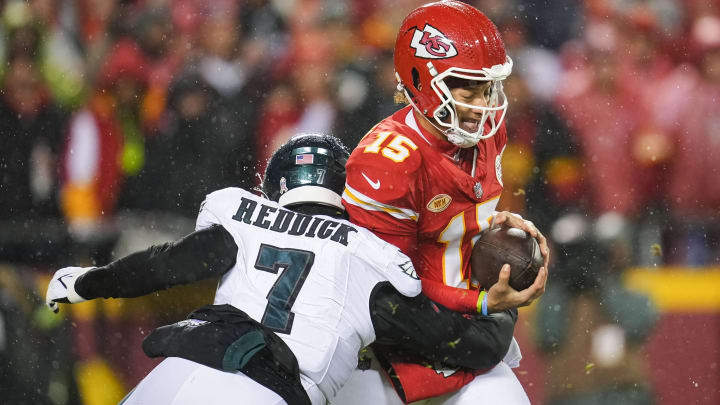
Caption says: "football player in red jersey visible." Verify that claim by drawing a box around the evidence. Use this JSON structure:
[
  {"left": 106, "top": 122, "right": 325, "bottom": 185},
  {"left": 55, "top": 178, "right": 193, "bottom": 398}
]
[{"left": 334, "top": 2, "right": 549, "bottom": 404}]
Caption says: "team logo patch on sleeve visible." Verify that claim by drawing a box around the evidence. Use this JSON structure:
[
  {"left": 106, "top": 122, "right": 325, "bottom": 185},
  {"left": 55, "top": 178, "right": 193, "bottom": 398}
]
[
  {"left": 410, "top": 24, "right": 458, "bottom": 59},
  {"left": 399, "top": 261, "right": 419, "bottom": 280}
]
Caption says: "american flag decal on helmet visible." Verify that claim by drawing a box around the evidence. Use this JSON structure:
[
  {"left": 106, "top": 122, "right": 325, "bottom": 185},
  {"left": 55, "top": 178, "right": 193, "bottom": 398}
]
[{"left": 295, "top": 154, "right": 314, "bottom": 164}]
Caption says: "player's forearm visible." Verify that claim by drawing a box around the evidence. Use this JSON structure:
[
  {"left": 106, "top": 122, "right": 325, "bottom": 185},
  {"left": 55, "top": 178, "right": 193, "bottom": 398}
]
[
  {"left": 444, "top": 308, "right": 517, "bottom": 369},
  {"left": 75, "top": 225, "right": 238, "bottom": 299},
  {"left": 421, "top": 278, "right": 480, "bottom": 313},
  {"left": 399, "top": 302, "right": 517, "bottom": 370},
  {"left": 370, "top": 282, "right": 516, "bottom": 370}
]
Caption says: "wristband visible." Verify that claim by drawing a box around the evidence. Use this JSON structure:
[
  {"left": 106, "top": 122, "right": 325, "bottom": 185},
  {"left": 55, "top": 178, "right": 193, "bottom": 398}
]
[
  {"left": 481, "top": 292, "right": 489, "bottom": 316},
  {"left": 477, "top": 290, "right": 488, "bottom": 314}
]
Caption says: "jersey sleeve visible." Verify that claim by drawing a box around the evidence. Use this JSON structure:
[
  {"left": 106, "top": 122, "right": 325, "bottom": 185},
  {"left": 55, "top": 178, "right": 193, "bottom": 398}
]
[
  {"left": 383, "top": 249, "right": 421, "bottom": 298},
  {"left": 342, "top": 131, "right": 423, "bottom": 240},
  {"left": 196, "top": 192, "right": 223, "bottom": 231},
  {"left": 75, "top": 225, "right": 238, "bottom": 299},
  {"left": 196, "top": 187, "right": 253, "bottom": 230},
  {"left": 421, "top": 278, "right": 480, "bottom": 313},
  {"left": 195, "top": 187, "right": 251, "bottom": 259},
  {"left": 353, "top": 228, "right": 422, "bottom": 298}
]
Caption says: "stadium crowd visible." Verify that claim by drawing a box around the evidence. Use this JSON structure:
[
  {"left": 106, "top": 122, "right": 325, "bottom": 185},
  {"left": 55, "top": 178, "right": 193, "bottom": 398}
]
[{"left": 0, "top": 0, "right": 718, "bottom": 404}]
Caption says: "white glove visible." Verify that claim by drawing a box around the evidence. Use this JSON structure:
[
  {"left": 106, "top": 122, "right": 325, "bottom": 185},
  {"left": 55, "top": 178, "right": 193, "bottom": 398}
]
[{"left": 45, "top": 266, "right": 94, "bottom": 313}]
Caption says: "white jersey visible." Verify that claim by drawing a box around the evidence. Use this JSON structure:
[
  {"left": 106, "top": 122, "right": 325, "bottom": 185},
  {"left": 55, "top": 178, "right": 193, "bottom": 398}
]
[{"left": 195, "top": 187, "right": 421, "bottom": 401}]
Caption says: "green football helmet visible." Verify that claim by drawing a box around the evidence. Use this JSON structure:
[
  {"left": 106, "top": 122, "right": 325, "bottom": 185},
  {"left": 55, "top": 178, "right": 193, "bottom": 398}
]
[{"left": 262, "top": 134, "right": 349, "bottom": 210}]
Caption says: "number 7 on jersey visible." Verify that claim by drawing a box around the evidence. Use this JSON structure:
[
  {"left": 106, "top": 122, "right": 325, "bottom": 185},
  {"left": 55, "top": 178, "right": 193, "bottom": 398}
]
[{"left": 254, "top": 244, "right": 315, "bottom": 334}]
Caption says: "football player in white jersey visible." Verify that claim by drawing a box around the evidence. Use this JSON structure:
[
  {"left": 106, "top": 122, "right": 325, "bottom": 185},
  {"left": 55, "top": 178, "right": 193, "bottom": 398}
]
[{"left": 46, "top": 134, "right": 518, "bottom": 405}]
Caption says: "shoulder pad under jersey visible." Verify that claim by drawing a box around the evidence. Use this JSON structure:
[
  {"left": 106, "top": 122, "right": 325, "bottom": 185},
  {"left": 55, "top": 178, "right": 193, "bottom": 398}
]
[
  {"left": 345, "top": 124, "right": 424, "bottom": 207},
  {"left": 196, "top": 187, "right": 256, "bottom": 231}
]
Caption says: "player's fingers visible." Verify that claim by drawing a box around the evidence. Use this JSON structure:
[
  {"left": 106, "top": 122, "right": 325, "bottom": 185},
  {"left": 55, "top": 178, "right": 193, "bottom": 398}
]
[
  {"left": 536, "top": 231, "right": 548, "bottom": 252},
  {"left": 497, "top": 264, "right": 511, "bottom": 286},
  {"left": 536, "top": 229, "right": 546, "bottom": 243},
  {"left": 533, "top": 267, "right": 548, "bottom": 297},
  {"left": 539, "top": 238, "right": 550, "bottom": 269},
  {"left": 521, "top": 267, "right": 546, "bottom": 303},
  {"left": 537, "top": 231, "right": 549, "bottom": 254},
  {"left": 522, "top": 220, "right": 538, "bottom": 238},
  {"left": 513, "top": 271, "right": 541, "bottom": 306},
  {"left": 491, "top": 212, "right": 508, "bottom": 227},
  {"left": 519, "top": 221, "right": 549, "bottom": 273},
  {"left": 505, "top": 213, "right": 523, "bottom": 228},
  {"left": 516, "top": 290, "right": 537, "bottom": 307}
]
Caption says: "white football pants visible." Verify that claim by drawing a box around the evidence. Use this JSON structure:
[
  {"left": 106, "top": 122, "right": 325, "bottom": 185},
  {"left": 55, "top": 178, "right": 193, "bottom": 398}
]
[
  {"left": 330, "top": 338, "right": 529, "bottom": 405},
  {"left": 119, "top": 357, "right": 325, "bottom": 405}
]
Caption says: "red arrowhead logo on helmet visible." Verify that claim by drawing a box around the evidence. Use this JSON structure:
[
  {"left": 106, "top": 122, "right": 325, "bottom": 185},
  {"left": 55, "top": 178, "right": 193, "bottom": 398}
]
[
  {"left": 394, "top": 1, "right": 512, "bottom": 145},
  {"left": 410, "top": 24, "right": 457, "bottom": 59}
]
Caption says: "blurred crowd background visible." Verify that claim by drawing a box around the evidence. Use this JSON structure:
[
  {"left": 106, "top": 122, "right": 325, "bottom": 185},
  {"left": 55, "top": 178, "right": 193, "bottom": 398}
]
[{"left": 0, "top": 0, "right": 718, "bottom": 404}]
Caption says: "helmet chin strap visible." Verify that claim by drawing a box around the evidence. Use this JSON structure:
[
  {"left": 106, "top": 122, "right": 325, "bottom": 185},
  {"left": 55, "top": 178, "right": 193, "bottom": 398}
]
[
  {"left": 424, "top": 112, "right": 478, "bottom": 148},
  {"left": 435, "top": 107, "right": 478, "bottom": 148},
  {"left": 444, "top": 129, "right": 477, "bottom": 148}
]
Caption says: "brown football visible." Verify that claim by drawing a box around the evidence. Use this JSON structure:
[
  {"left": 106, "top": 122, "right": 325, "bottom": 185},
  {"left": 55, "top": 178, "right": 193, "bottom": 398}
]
[{"left": 471, "top": 227, "right": 543, "bottom": 291}]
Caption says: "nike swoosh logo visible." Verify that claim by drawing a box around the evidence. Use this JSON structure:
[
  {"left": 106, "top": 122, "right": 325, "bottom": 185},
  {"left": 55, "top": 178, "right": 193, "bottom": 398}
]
[
  {"left": 58, "top": 274, "right": 73, "bottom": 289},
  {"left": 361, "top": 172, "right": 381, "bottom": 190}
]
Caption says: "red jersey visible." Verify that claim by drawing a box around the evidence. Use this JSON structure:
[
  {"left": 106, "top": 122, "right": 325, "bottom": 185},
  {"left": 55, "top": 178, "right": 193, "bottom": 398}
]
[
  {"left": 342, "top": 106, "right": 508, "bottom": 402},
  {"left": 343, "top": 106, "right": 506, "bottom": 311}
]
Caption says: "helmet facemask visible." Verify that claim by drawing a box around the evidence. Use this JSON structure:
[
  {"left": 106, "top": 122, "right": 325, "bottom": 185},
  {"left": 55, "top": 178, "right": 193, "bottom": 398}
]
[
  {"left": 399, "top": 57, "right": 513, "bottom": 148},
  {"left": 430, "top": 57, "right": 512, "bottom": 148}
]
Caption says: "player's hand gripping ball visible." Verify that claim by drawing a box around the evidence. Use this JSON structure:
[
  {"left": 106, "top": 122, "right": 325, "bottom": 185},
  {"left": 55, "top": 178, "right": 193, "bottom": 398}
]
[{"left": 471, "top": 227, "right": 543, "bottom": 291}]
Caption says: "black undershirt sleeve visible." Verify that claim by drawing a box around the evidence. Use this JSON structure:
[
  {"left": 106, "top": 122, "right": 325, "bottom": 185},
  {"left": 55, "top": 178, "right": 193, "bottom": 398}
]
[
  {"left": 75, "top": 224, "right": 238, "bottom": 300},
  {"left": 370, "top": 281, "right": 517, "bottom": 370}
]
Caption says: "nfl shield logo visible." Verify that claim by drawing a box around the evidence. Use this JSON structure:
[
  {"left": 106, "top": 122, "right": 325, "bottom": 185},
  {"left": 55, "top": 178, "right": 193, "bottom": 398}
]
[
  {"left": 280, "top": 177, "right": 288, "bottom": 194},
  {"left": 473, "top": 182, "right": 483, "bottom": 199}
]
